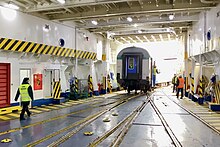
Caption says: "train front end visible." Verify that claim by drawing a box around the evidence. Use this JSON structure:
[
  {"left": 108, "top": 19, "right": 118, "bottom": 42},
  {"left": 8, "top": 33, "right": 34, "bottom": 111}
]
[{"left": 117, "top": 47, "right": 152, "bottom": 94}]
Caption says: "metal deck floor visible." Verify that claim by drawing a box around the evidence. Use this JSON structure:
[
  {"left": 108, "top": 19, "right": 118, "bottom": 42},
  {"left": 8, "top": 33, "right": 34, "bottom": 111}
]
[{"left": 0, "top": 89, "right": 220, "bottom": 146}]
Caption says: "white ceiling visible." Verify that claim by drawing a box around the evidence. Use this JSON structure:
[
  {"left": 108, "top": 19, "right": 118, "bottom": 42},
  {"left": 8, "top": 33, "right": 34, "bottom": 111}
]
[{"left": 0, "top": 0, "right": 218, "bottom": 43}]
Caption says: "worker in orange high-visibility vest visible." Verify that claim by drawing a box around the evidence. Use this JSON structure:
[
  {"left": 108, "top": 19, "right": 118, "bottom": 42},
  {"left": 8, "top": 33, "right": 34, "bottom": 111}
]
[{"left": 176, "top": 75, "right": 184, "bottom": 99}]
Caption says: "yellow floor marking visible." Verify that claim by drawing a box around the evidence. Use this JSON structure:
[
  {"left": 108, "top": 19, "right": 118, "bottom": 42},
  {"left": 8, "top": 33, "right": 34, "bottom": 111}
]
[
  {"left": 0, "top": 115, "right": 11, "bottom": 120},
  {"left": 65, "top": 102, "right": 74, "bottom": 104},
  {"left": 211, "top": 123, "right": 220, "bottom": 127},
  {"left": 30, "top": 109, "right": 42, "bottom": 113},
  {"left": 197, "top": 114, "right": 220, "bottom": 117},
  {"left": 53, "top": 105, "right": 66, "bottom": 108},
  {"left": 201, "top": 117, "right": 220, "bottom": 120},
  {"left": 215, "top": 127, "right": 220, "bottom": 130},
  {"left": 205, "top": 120, "right": 220, "bottom": 123},
  {"left": 66, "top": 102, "right": 78, "bottom": 105},
  {"left": 34, "top": 107, "right": 51, "bottom": 111},
  {"left": 61, "top": 103, "right": 72, "bottom": 106},
  {"left": 7, "top": 113, "right": 20, "bottom": 118},
  {"left": 43, "top": 106, "right": 59, "bottom": 110}
]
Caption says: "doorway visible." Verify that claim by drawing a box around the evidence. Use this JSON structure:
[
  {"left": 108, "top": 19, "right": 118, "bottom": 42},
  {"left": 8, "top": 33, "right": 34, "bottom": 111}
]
[{"left": 0, "top": 63, "right": 10, "bottom": 108}]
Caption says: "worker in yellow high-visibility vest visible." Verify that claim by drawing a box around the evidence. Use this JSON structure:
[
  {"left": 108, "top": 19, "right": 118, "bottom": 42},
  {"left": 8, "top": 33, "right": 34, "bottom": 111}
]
[
  {"left": 15, "top": 77, "right": 34, "bottom": 120},
  {"left": 152, "top": 65, "right": 159, "bottom": 87}
]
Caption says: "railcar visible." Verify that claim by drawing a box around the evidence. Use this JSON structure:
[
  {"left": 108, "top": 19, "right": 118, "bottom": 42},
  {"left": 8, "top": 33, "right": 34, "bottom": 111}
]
[{"left": 117, "top": 46, "right": 152, "bottom": 93}]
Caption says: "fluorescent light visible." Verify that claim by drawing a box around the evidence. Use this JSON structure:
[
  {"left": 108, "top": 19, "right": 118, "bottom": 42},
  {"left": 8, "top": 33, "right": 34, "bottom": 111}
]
[
  {"left": 0, "top": 6, "right": 17, "bottom": 21},
  {"left": 167, "top": 34, "right": 171, "bottom": 40},
  {"left": 57, "top": 0, "right": 65, "bottom": 4},
  {"left": 169, "top": 14, "right": 174, "bottom": 20},
  {"left": 6, "top": 3, "right": 19, "bottom": 10},
  {"left": 91, "top": 20, "right": 98, "bottom": 25},
  {"left": 127, "top": 17, "right": 132, "bottom": 22},
  {"left": 138, "top": 30, "right": 142, "bottom": 33},
  {"left": 159, "top": 34, "right": 163, "bottom": 41},
  {"left": 133, "top": 23, "right": 138, "bottom": 27}
]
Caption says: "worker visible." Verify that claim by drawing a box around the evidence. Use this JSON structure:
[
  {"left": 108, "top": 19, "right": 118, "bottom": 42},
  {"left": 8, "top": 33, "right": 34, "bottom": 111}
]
[
  {"left": 152, "top": 65, "right": 159, "bottom": 87},
  {"left": 176, "top": 75, "right": 184, "bottom": 99},
  {"left": 15, "top": 77, "right": 34, "bottom": 120},
  {"left": 172, "top": 74, "right": 177, "bottom": 93}
]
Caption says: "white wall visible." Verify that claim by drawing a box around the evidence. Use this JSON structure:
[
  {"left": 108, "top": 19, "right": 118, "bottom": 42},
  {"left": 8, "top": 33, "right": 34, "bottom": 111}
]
[
  {"left": 189, "top": 4, "right": 220, "bottom": 85},
  {"left": 0, "top": 6, "right": 75, "bottom": 48},
  {"left": 190, "top": 4, "right": 220, "bottom": 56},
  {"left": 0, "top": 6, "right": 104, "bottom": 104}
]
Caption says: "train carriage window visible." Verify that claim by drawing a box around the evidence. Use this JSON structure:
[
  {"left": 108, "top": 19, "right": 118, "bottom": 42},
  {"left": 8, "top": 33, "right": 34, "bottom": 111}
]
[{"left": 128, "top": 57, "right": 134, "bottom": 69}]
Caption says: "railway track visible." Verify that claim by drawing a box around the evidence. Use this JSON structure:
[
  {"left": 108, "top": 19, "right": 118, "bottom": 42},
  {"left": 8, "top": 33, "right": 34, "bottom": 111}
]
[
  {"left": 23, "top": 94, "right": 141, "bottom": 147},
  {"left": 2, "top": 89, "right": 220, "bottom": 147},
  {"left": 34, "top": 92, "right": 182, "bottom": 147}
]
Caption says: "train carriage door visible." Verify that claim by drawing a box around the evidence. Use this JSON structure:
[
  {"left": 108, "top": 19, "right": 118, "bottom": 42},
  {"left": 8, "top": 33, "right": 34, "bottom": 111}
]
[
  {"left": 0, "top": 63, "right": 10, "bottom": 108},
  {"left": 126, "top": 56, "right": 139, "bottom": 79},
  {"left": 127, "top": 57, "right": 137, "bottom": 74}
]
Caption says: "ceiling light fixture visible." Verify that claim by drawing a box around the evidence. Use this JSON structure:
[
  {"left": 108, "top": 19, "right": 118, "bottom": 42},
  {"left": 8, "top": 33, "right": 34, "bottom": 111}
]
[
  {"left": 6, "top": 3, "right": 19, "bottom": 10},
  {"left": 133, "top": 23, "right": 138, "bottom": 27},
  {"left": 91, "top": 20, "right": 98, "bottom": 25},
  {"left": 127, "top": 17, "right": 132, "bottom": 22},
  {"left": 159, "top": 34, "right": 164, "bottom": 41},
  {"left": 138, "top": 30, "right": 142, "bottom": 33},
  {"left": 167, "top": 34, "right": 171, "bottom": 41},
  {"left": 169, "top": 14, "right": 174, "bottom": 20},
  {"left": 57, "top": 0, "right": 65, "bottom": 4}
]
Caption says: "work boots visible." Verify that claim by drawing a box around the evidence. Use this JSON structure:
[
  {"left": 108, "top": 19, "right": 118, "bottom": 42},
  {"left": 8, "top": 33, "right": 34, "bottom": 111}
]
[{"left": 20, "top": 114, "right": 26, "bottom": 120}]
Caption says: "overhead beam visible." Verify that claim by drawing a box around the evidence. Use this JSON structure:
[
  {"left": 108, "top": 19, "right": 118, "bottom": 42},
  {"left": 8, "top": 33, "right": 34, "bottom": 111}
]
[
  {"left": 48, "top": 4, "right": 213, "bottom": 21},
  {"left": 26, "top": 0, "right": 142, "bottom": 12},
  {"left": 84, "top": 14, "right": 198, "bottom": 29}
]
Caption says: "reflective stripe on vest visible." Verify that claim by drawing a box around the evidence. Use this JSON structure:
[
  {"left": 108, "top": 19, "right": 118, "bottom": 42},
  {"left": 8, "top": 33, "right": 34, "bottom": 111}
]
[
  {"left": 19, "top": 84, "right": 31, "bottom": 102},
  {"left": 178, "top": 78, "right": 184, "bottom": 88}
]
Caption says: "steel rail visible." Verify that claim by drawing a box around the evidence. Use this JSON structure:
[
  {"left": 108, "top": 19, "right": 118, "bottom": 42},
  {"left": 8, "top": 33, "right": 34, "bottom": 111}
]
[
  {"left": 30, "top": 94, "right": 141, "bottom": 147},
  {"left": 150, "top": 99, "right": 182, "bottom": 147},
  {"left": 0, "top": 94, "right": 131, "bottom": 137},
  {"left": 161, "top": 89, "right": 220, "bottom": 135},
  {"left": 109, "top": 96, "right": 151, "bottom": 147}
]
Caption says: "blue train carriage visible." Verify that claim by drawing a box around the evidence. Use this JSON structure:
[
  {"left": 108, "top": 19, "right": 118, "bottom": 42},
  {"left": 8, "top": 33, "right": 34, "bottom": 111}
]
[{"left": 117, "top": 47, "right": 152, "bottom": 94}]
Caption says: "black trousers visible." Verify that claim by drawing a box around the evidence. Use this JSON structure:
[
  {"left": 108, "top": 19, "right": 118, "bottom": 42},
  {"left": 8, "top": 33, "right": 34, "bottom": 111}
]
[
  {"left": 173, "top": 84, "right": 176, "bottom": 92},
  {"left": 176, "top": 88, "right": 183, "bottom": 98},
  {"left": 20, "top": 101, "right": 31, "bottom": 118}
]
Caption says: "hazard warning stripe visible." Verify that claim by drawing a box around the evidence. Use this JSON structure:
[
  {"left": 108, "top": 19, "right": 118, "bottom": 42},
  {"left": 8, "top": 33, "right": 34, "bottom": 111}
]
[
  {"left": 198, "top": 78, "right": 203, "bottom": 97},
  {"left": 53, "top": 81, "right": 61, "bottom": 99},
  {"left": 0, "top": 37, "right": 97, "bottom": 60},
  {"left": 191, "top": 77, "right": 194, "bottom": 95}
]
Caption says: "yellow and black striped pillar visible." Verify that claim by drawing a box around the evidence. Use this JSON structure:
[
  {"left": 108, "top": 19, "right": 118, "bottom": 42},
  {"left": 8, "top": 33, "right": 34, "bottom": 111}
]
[
  {"left": 102, "top": 76, "right": 107, "bottom": 94},
  {"left": 75, "top": 77, "right": 78, "bottom": 94},
  {"left": 198, "top": 77, "right": 203, "bottom": 98},
  {"left": 88, "top": 75, "right": 93, "bottom": 97},
  {"left": 53, "top": 80, "right": 61, "bottom": 99},
  {"left": 191, "top": 77, "right": 194, "bottom": 98},
  {"left": 191, "top": 77, "right": 194, "bottom": 94},
  {"left": 214, "top": 83, "right": 220, "bottom": 104},
  {"left": 107, "top": 75, "right": 112, "bottom": 93}
]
